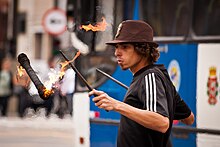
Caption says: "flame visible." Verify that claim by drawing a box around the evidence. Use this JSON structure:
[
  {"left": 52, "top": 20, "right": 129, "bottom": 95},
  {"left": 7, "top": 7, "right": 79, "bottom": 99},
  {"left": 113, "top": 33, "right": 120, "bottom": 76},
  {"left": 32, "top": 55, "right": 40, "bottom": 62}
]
[
  {"left": 44, "top": 68, "right": 64, "bottom": 90},
  {"left": 43, "top": 51, "right": 81, "bottom": 91},
  {"left": 17, "top": 66, "right": 25, "bottom": 77},
  {"left": 81, "top": 17, "right": 107, "bottom": 32},
  {"left": 60, "top": 51, "right": 81, "bottom": 72},
  {"left": 43, "top": 69, "right": 63, "bottom": 98},
  {"left": 43, "top": 87, "right": 54, "bottom": 98}
]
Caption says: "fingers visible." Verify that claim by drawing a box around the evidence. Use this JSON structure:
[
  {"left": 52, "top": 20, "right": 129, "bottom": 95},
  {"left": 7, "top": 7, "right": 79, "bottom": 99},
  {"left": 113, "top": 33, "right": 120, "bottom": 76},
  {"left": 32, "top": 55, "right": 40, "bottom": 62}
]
[
  {"left": 88, "top": 89, "right": 113, "bottom": 111},
  {"left": 95, "top": 96, "right": 109, "bottom": 107},
  {"left": 95, "top": 99, "right": 112, "bottom": 110},
  {"left": 88, "top": 89, "right": 104, "bottom": 96},
  {"left": 91, "top": 90, "right": 106, "bottom": 103}
]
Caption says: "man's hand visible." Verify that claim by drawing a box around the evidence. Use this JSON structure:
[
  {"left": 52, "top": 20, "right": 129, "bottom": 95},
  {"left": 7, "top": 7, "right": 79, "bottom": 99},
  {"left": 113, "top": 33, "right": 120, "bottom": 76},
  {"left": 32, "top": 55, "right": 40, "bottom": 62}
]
[{"left": 89, "top": 89, "right": 119, "bottom": 111}]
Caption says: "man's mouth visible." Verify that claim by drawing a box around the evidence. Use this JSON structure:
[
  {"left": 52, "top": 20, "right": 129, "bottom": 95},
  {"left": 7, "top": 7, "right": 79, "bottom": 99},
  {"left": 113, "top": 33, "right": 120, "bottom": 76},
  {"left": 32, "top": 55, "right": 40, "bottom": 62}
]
[{"left": 117, "top": 59, "right": 123, "bottom": 64}]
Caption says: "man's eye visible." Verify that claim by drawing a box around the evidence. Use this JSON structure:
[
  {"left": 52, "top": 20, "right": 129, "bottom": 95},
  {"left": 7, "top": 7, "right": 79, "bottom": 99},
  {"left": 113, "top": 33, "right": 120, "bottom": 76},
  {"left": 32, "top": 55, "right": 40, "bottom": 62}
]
[{"left": 122, "top": 45, "right": 128, "bottom": 49}]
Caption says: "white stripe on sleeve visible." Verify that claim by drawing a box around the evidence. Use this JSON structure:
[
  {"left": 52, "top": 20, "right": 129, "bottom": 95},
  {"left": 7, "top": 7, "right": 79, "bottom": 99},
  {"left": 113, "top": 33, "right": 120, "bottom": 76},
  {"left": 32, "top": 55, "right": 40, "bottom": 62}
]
[
  {"left": 145, "top": 73, "right": 157, "bottom": 112},
  {"left": 149, "top": 73, "right": 153, "bottom": 111},
  {"left": 145, "top": 75, "right": 149, "bottom": 111},
  {"left": 152, "top": 73, "right": 157, "bottom": 112}
]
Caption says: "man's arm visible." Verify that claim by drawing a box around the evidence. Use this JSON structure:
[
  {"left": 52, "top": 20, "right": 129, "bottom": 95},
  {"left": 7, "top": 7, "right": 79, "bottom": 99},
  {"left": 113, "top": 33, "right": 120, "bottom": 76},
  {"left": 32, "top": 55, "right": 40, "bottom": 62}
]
[
  {"left": 174, "top": 91, "right": 195, "bottom": 125},
  {"left": 180, "top": 112, "right": 194, "bottom": 125},
  {"left": 89, "top": 89, "right": 169, "bottom": 133},
  {"left": 116, "top": 100, "right": 169, "bottom": 133}
]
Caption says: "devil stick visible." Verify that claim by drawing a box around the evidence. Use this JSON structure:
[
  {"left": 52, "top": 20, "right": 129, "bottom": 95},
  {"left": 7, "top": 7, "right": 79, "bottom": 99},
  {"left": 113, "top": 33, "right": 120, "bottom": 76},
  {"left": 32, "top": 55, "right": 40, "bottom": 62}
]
[
  {"left": 18, "top": 53, "right": 53, "bottom": 100},
  {"left": 96, "top": 68, "right": 129, "bottom": 90},
  {"left": 59, "top": 50, "right": 93, "bottom": 91},
  {"left": 59, "top": 51, "right": 109, "bottom": 112}
]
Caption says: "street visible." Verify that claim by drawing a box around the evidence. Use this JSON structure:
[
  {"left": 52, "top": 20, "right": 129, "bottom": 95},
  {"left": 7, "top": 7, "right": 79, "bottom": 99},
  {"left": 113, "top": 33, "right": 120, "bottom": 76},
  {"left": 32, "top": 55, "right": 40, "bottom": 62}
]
[{"left": 0, "top": 116, "right": 75, "bottom": 147}]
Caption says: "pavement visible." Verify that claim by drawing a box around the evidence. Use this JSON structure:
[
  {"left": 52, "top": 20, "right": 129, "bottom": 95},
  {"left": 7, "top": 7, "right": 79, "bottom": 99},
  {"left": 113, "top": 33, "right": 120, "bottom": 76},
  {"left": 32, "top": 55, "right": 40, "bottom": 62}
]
[{"left": 0, "top": 115, "right": 75, "bottom": 147}]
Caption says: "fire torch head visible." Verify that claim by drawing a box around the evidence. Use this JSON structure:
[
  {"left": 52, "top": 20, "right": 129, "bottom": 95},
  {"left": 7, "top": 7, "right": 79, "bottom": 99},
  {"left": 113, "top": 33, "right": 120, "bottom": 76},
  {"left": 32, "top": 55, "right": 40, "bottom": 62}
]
[
  {"left": 17, "top": 53, "right": 54, "bottom": 100},
  {"left": 18, "top": 53, "right": 30, "bottom": 67},
  {"left": 40, "top": 87, "right": 54, "bottom": 100}
]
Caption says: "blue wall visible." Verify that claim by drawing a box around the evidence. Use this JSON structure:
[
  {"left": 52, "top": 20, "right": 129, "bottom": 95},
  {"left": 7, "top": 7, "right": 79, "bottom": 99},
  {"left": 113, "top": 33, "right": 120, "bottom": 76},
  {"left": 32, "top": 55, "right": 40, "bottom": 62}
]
[{"left": 158, "top": 44, "right": 197, "bottom": 147}]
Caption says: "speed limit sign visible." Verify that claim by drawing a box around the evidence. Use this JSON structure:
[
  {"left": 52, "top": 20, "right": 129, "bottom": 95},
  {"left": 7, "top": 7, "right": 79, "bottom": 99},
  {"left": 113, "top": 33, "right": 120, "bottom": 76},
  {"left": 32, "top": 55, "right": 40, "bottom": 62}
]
[{"left": 42, "top": 8, "right": 67, "bottom": 36}]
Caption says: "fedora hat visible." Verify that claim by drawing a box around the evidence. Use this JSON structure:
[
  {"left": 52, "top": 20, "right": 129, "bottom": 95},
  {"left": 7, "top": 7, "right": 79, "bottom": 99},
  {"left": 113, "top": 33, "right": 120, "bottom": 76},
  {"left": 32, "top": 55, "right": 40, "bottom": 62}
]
[{"left": 106, "top": 20, "right": 158, "bottom": 48}]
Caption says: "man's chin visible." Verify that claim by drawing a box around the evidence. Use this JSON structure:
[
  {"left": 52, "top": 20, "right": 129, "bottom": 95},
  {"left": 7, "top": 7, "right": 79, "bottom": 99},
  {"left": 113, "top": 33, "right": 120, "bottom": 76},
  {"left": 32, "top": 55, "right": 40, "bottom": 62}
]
[{"left": 120, "top": 66, "right": 128, "bottom": 71}]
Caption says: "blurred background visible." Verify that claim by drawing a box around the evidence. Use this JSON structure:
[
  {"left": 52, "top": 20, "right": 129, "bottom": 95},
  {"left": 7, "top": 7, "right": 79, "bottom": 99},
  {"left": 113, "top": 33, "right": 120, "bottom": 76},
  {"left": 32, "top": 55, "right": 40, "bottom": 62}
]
[{"left": 0, "top": 0, "right": 220, "bottom": 147}]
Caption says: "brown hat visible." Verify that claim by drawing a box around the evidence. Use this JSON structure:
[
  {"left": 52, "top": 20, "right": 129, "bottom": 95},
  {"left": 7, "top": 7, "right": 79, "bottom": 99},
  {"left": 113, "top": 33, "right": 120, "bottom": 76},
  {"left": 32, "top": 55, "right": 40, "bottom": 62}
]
[{"left": 106, "top": 20, "right": 158, "bottom": 48}]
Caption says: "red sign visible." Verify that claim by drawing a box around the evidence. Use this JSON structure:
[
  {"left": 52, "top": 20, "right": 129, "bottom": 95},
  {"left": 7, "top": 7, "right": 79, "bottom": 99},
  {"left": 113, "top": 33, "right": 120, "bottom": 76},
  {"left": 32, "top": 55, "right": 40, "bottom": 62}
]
[{"left": 42, "top": 8, "right": 67, "bottom": 36}]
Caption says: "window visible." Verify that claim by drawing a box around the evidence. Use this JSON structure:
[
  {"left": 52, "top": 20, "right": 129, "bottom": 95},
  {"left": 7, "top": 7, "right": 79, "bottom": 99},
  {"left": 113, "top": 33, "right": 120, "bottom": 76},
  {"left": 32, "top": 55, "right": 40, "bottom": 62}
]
[
  {"left": 193, "top": 0, "right": 220, "bottom": 36},
  {"left": 140, "top": 0, "right": 191, "bottom": 36}
]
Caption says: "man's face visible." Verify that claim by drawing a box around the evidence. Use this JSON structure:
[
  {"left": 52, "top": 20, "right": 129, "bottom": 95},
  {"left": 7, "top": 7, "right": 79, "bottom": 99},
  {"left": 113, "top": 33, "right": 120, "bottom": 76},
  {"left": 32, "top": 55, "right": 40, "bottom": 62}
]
[{"left": 114, "top": 43, "right": 143, "bottom": 73}]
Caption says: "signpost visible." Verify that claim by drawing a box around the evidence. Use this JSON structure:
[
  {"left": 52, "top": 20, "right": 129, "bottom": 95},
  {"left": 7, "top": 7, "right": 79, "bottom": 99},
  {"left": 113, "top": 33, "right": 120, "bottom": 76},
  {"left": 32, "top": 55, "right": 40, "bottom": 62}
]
[{"left": 42, "top": 8, "right": 67, "bottom": 36}]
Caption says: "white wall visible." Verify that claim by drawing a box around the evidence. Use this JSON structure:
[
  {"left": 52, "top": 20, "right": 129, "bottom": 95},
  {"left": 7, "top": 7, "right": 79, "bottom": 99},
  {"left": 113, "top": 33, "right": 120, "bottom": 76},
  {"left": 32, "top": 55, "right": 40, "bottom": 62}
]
[
  {"left": 73, "top": 92, "right": 90, "bottom": 147},
  {"left": 197, "top": 43, "right": 220, "bottom": 147},
  {"left": 17, "top": 0, "right": 54, "bottom": 59}
]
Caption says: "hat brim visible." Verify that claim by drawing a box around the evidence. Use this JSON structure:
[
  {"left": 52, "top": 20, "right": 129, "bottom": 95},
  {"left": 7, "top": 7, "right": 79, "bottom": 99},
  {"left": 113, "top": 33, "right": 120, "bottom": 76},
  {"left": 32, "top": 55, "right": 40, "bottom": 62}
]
[{"left": 106, "top": 40, "right": 159, "bottom": 48}]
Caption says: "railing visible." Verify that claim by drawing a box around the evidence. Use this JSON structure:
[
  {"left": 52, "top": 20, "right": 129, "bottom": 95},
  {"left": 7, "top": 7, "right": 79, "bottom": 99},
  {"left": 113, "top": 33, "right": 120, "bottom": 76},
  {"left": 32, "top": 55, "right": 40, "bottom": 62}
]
[{"left": 90, "top": 118, "right": 220, "bottom": 135}]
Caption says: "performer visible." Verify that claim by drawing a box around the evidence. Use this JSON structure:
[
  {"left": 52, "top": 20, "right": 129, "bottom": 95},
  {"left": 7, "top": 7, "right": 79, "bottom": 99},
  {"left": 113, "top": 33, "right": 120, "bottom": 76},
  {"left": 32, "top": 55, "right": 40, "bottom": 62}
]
[{"left": 89, "top": 20, "right": 194, "bottom": 147}]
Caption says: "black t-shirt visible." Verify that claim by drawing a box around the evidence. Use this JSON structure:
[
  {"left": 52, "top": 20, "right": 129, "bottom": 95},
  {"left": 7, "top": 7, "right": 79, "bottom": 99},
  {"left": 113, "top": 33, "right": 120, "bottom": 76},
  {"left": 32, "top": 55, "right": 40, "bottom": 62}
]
[{"left": 117, "top": 64, "right": 191, "bottom": 147}]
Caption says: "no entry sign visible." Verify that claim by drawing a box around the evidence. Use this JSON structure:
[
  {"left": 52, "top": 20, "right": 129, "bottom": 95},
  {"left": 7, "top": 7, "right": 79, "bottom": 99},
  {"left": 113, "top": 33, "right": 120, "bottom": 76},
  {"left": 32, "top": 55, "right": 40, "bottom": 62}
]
[{"left": 42, "top": 8, "right": 67, "bottom": 36}]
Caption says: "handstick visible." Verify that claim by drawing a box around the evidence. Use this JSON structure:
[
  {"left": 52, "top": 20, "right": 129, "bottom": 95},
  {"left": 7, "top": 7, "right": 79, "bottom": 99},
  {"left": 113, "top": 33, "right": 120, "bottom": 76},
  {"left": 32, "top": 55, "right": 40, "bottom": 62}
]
[{"left": 96, "top": 68, "right": 128, "bottom": 90}]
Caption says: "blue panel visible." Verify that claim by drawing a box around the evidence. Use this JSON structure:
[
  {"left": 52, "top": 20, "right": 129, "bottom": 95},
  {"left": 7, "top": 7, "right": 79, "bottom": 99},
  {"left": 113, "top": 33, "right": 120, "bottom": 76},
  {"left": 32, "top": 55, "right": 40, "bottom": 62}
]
[
  {"left": 90, "top": 67, "right": 132, "bottom": 147},
  {"left": 158, "top": 43, "right": 198, "bottom": 147},
  {"left": 170, "top": 134, "right": 196, "bottom": 147},
  {"left": 133, "top": 0, "right": 139, "bottom": 20},
  {"left": 90, "top": 124, "right": 118, "bottom": 147}
]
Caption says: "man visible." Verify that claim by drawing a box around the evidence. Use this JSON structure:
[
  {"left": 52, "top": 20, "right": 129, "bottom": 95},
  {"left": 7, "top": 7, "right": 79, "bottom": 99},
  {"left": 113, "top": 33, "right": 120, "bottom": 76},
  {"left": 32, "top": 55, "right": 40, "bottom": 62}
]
[
  {"left": 89, "top": 20, "right": 194, "bottom": 147},
  {"left": 60, "top": 65, "right": 76, "bottom": 116}
]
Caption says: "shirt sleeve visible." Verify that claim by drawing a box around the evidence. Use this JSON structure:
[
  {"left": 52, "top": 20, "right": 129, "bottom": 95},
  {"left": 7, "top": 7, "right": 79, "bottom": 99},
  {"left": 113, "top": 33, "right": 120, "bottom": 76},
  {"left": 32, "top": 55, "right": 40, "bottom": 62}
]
[
  {"left": 141, "top": 72, "right": 169, "bottom": 117},
  {"left": 174, "top": 91, "right": 191, "bottom": 120}
]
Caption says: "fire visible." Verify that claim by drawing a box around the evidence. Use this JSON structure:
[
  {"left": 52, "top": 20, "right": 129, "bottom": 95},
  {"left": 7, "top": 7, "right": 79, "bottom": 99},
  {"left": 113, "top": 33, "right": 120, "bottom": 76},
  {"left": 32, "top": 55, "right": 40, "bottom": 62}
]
[
  {"left": 16, "top": 51, "right": 81, "bottom": 99},
  {"left": 44, "top": 51, "right": 81, "bottom": 90},
  {"left": 81, "top": 17, "right": 107, "bottom": 32},
  {"left": 44, "top": 51, "right": 80, "bottom": 97},
  {"left": 44, "top": 68, "right": 64, "bottom": 90},
  {"left": 43, "top": 87, "right": 54, "bottom": 98},
  {"left": 17, "top": 65, "right": 25, "bottom": 77},
  {"left": 16, "top": 65, "right": 31, "bottom": 88},
  {"left": 17, "top": 65, "right": 54, "bottom": 97},
  {"left": 60, "top": 51, "right": 80, "bottom": 72}
]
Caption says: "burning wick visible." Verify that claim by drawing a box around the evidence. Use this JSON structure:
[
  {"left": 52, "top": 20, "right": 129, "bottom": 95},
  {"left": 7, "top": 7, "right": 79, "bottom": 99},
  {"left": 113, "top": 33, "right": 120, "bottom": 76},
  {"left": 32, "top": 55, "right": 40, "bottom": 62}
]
[
  {"left": 17, "top": 53, "right": 53, "bottom": 100},
  {"left": 81, "top": 17, "right": 107, "bottom": 32},
  {"left": 17, "top": 65, "right": 25, "bottom": 77}
]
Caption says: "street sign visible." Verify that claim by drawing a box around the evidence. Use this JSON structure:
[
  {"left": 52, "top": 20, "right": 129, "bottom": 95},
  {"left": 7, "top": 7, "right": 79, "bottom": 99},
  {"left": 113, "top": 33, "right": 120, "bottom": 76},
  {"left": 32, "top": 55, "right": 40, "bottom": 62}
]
[{"left": 42, "top": 8, "right": 67, "bottom": 36}]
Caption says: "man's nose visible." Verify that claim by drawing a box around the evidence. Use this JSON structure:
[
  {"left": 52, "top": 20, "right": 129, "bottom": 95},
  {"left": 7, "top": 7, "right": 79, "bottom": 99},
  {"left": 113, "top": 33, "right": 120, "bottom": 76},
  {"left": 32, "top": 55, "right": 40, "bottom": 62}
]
[{"left": 114, "top": 48, "right": 121, "bottom": 56}]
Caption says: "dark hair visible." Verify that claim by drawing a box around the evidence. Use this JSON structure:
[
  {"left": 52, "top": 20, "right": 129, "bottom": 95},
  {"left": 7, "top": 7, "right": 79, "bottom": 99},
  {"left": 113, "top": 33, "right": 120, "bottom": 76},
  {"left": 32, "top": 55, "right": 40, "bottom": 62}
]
[{"left": 134, "top": 43, "right": 160, "bottom": 63}]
